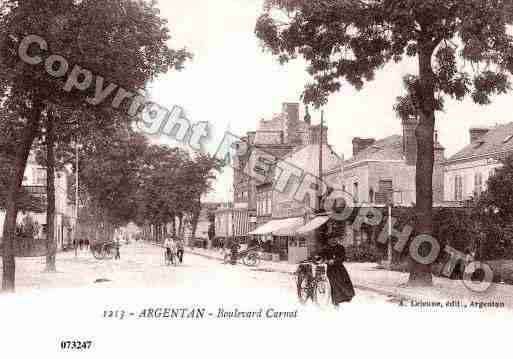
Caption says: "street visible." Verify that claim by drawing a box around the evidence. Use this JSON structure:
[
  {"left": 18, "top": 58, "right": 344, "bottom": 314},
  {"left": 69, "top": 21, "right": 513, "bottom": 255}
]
[
  {"left": 1, "top": 241, "right": 393, "bottom": 307},
  {"left": 1, "top": 241, "right": 509, "bottom": 359}
]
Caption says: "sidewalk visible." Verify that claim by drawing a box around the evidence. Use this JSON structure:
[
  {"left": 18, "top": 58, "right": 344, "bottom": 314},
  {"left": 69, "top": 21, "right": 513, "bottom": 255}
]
[{"left": 187, "top": 247, "right": 513, "bottom": 308}]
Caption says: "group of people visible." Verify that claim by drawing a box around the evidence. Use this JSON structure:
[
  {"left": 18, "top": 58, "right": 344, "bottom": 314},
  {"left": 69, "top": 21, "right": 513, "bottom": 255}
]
[
  {"left": 164, "top": 237, "right": 185, "bottom": 264},
  {"left": 73, "top": 239, "right": 91, "bottom": 250}
]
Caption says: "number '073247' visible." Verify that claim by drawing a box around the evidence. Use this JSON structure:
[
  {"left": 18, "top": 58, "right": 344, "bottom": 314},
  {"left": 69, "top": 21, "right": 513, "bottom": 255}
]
[{"left": 60, "top": 341, "right": 92, "bottom": 350}]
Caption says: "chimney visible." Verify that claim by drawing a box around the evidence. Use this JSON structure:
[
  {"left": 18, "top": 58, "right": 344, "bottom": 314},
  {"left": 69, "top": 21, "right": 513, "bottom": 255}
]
[
  {"left": 469, "top": 127, "right": 490, "bottom": 144},
  {"left": 304, "top": 105, "right": 311, "bottom": 125},
  {"left": 402, "top": 116, "right": 419, "bottom": 166},
  {"left": 352, "top": 137, "right": 376, "bottom": 156},
  {"left": 283, "top": 102, "right": 301, "bottom": 145},
  {"left": 434, "top": 131, "right": 445, "bottom": 163}
]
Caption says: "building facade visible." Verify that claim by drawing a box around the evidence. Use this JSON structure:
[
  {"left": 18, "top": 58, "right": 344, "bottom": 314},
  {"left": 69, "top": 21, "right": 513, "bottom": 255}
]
[
  {"left": 249, "top": 142, "right": 344, "bottom": 263},
  {"left": 443, "top": 124, "right": 513, "bottom": 203},
  {"left": 232, "top": 102, "right": 329, "bottom": 244},
  {"left": 0, "top": 152, "right": 73, "bottom": 250},
  {"left": 342, "top": 117, "right": 446, "bottom": 207}
]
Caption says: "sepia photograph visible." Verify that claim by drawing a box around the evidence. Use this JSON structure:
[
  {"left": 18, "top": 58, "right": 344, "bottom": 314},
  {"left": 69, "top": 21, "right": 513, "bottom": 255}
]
[{"left": 1, "top": 0, "right": 513, "bottom": 357}]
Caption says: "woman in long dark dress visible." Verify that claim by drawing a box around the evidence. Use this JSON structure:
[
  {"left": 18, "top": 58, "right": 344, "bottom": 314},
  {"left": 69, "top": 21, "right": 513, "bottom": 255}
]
[{"left": 319, "top": 239, "right": 355, "bottom": 306}]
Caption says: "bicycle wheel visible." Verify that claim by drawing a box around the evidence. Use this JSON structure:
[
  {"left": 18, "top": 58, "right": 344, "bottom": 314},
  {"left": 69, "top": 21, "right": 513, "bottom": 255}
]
[
  {"left": 91, "top": 245, "right": 101, "bottom": 259},
  {"left": 296, "top": 274, "right": 310, "bottom": 305},
  {"left": 243, "top": 253, "right": 259, "bottom": 267},
  {"left": 313, "top": 279, "right": 332, "bottom": 307}
]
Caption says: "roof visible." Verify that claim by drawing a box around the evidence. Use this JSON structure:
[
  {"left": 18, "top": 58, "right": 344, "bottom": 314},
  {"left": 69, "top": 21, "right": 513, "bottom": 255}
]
[
  {"left": 278, "top": 143, "right": 343, "bottom": 178},
  {"left": 448, "top": 123, "right": 513, "bottom": 162},
  {"left": 344, "top": 135, "right": 405, "bottom": 166}
]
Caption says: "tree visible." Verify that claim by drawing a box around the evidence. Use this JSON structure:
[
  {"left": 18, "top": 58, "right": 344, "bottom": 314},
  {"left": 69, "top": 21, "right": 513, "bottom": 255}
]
[
  {"left": 77, "top": 127, "right": 150, "bottom": 234},
  {"left": 0, "top": 0, "right": 191, "bottom": 291},
  {"left": 256, "top": 0, "right": 513, "bottom": 286},
  {"left": 473, "top": 155, "right": 513, "bottom": 260}
]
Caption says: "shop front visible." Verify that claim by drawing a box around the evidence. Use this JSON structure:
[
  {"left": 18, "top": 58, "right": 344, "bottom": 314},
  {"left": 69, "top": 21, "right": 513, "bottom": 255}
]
[{"left": 248, "top": 217, "right": 304, "bottom": 261}]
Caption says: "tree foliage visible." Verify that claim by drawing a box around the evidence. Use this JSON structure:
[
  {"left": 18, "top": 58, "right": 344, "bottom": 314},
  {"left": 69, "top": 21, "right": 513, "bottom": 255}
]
[
  {"left": 0, "top": 0, "right": 191, "bottom": 291},
  {"left": 473, "top": 155, "right": 513, "bottom": 260},
  {"left": 257, "top": 0, "right": 513, "bottom": 108}
]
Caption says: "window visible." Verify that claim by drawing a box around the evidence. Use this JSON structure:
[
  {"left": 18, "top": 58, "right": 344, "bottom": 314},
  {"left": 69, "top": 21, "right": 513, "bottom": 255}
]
[
  {"left": 376, "top": 180, "right": 393, "bottom": 204},
  {"left": 474, "top": 140, "right": 485, "bottom": 149},
  {"left": 454, "top": 175, "right": 463, "bottom": 201},
  {"left": 474, "top": 173, "right": 483, "bottom": 197}
]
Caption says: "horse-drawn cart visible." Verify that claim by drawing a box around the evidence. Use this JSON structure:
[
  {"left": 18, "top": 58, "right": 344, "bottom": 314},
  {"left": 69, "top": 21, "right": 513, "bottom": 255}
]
[{"left": 90, "top": 241, "right": 116, "bottom": 260}]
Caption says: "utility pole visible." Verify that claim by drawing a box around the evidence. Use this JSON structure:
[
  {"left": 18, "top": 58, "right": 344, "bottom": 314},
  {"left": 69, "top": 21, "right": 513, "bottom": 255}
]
[{"left": 317, "top": 110, "right": 324, "bottom": 213}]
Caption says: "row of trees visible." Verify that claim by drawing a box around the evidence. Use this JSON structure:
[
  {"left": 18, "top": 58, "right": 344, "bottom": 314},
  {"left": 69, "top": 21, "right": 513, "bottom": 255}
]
[
  {"left": 72, "top": 127, "right": 222, "bottom": 245},
  {"left": 0, "top": 0, "right": 193, "bottom": 292}
]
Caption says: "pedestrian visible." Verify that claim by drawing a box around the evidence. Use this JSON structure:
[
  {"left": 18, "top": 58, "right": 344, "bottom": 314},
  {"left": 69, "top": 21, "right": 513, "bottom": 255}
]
[
  {"left": 319, "top": 237, "right": 355, "bottom": 307},
  {"left": 176, "top": 237, "right": 184, "bottom": 264},
  {"left": 230, "top": 238, "right": 240, "bottom": 265},
  {"left": 114, "top": 240, "right": 121, "bottom": 260}
]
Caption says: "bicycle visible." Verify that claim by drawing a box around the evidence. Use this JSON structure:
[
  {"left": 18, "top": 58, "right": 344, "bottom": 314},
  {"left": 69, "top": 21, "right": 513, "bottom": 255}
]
[
  {"left": 223, "top": 250, "right": 260, "bottom": 267},
  {"left": 164, "top": 247, "right": 177, "bottom": 266},
  {"left": 295, "top": 260, "right": 331, "bottom": 306}
]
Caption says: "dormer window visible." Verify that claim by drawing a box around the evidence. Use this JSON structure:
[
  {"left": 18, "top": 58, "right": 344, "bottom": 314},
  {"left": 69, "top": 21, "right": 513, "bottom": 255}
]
[{"left": 474, "top": 140, "right": 485, "bottom": 149}]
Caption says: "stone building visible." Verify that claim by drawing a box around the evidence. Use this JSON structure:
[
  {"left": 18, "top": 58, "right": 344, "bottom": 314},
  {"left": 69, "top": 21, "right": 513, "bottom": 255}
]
[
  {"left": 342, "top": 117, "right": 446, "bottom": 207},
  {"left": 232, "top": 102, "right": 329, "bottom": 244},
  {"left": 249, "top": 141, "right": 343, "bottom": 263},
  {"left": 0, "top": 152, "right": 73, "bottom": 250}
]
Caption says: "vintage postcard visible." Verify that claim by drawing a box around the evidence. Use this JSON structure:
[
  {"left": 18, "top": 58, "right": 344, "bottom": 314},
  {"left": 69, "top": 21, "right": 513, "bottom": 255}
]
[{"left": 1, "top": 1, "right": 512, "bottom": 357}]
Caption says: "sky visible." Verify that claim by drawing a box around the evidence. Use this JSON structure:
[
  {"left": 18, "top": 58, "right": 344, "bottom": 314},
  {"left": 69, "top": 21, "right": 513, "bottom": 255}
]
[{"left": 147, "top": 0, "right": 513, "bottom": 202}]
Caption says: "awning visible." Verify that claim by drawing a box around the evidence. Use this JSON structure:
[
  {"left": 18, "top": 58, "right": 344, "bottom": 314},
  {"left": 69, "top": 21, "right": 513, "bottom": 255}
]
[
  {"left": 248, "top": 217, "right": 303, "bottom": 236},
  {"left": 295, "top": 216, "right": 330, "bottom": 235}
]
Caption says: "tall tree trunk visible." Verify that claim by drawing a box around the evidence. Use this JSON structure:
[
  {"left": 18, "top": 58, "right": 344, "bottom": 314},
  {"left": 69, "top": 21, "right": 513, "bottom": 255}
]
[
  {"left": 45, "top": 111, "right": 57, "bottom": 272},
  {"left": 171, "top": 215, "right": 176, "bottom": 237},
  {"left": 191, "top": 201, "right": 201, "bottom": 240},
  {"left": 178, "top": 215, "right": 183, "bottom": 240},
  {"left": 408, "top": 43, "right": 437, "bottom": 287},
  {"left": 2, "top": 100, "right": 42, "bottom": 292}
]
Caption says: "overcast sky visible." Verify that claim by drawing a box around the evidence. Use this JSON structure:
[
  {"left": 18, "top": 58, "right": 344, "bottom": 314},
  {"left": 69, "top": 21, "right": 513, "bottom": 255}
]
[{"left": 147, "top": 0, "right": 513, "bottom": 202}]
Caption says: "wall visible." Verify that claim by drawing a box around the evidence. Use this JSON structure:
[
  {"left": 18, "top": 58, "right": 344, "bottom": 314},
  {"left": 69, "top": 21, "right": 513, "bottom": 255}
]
[
  {"left": 343, "top": 161, "right": 417, "bottom": 206},
  {"left": 343, "top": 165, "right": 370, "bottom": 204}
]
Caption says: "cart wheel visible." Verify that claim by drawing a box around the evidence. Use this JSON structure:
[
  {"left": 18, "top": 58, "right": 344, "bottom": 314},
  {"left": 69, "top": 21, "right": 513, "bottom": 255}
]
[
  {"left": 105, "top": 246, "right": 114, "bottom": 260},
  {"left": 313, "top": 279, "right": 332, "bottom": 307},
  {"left": 243, "top": 253, "right": 259, "bottom": 267},
  {"left": 296, "top": 274, "right": 310, "bottom": 305}
]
